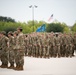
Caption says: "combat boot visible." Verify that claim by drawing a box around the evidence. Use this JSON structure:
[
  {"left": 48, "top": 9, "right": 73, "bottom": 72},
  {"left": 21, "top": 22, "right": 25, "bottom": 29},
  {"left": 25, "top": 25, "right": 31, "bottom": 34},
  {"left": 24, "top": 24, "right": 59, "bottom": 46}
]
[
  {"left": 18, "top": 66, "right": 23, "bottom": 70},
  {"left": 8, "top": 64, "right": 14, "bottom": 69},
  {"left": 0, "top": 63, "right": 4, "bottom": 68},
  {"left": 14, "top": 65, "right": 23, "bottom": 71},
  {"left": 40, "top": 55, "right": 42, "bottom": 58},
  {"left": 14, "top": 65, "right": 19, "bottom": 70},
  {"left": 1, "top": 64, "right": 8, "bottom": 68}
]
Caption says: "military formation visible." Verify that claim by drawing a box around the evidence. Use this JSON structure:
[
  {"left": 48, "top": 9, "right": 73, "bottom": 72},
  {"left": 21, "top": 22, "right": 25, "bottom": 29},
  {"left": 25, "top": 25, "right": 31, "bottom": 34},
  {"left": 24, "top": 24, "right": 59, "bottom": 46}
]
[
  {"left": 0, "top": 27, "right": 76, "bottom": 71},
  {"left": 0, "top": 27, "right": 25, "bottom": 70},
  {"left": 24, "top": 32, "right": 76, "bottom": 58}
]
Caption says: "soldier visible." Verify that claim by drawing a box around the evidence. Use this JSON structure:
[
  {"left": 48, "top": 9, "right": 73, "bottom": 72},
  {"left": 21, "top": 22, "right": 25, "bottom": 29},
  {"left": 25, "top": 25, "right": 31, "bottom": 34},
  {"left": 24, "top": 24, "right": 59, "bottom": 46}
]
[
  {"left": 70, "top": 34, "right": 75, "bottom": 57},
  {"left": 62, "top": 34, "right": 68, "bottom": 57},
  {"left": 24, "top": 34, "right": 28, "bottom": 56},
  {"left": 38, "top": 35, "right": 43, "bottom": 58},
  {"left": 73, "top": 33, "right": 76, "bottom": 51},
  {"left": 49, "top": 33, "right": 55, "bottom": 57},
  {"left": 54, "top": 33, "right": 61, "bottom": 57},
  {"left": 0, "top": 32, "right": 2, "bottom": 60},
  {"left": 7, "top": 31, "right": 15, "bottom": 69},
  {"left": 0, "top": 31, "right": 9, "bottom": 68},
  {"left": 13, "top": 31, "right": 18, "bottom": 69},
  {"left": 14, "top": 27, "right": 25, "bottom": 70},
  {"left": 28, "top": 35, "right": 32, "bottom": 57}
]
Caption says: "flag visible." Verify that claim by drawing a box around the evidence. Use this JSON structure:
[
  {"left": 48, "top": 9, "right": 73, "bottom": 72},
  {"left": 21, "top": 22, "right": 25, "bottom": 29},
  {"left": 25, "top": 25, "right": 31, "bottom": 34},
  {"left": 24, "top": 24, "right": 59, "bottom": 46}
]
[
  {"left": 48, "top": 14, "right": 53, "bottom": 22},
  {"left": 36, "top": 24, "right": 46, "bottom": 32}
]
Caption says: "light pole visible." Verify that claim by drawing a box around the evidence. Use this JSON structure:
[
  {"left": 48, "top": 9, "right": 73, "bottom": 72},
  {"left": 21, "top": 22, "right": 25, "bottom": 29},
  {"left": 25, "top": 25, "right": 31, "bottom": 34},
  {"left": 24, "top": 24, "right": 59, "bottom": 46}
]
[{"left": 29, "top": 5, "right": 38, "bottom": 32}]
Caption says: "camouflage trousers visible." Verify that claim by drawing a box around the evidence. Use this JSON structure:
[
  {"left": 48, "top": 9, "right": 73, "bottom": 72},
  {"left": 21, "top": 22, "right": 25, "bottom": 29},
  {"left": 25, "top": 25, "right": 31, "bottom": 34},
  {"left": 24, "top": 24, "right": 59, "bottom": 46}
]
[
  {"left": 49, "top": 46, "right": 54, "bottom": 57},
  {"left": 39, "top": 46, "right": 43, "bottom": 57},
  {"left": 14, "top": 49, "right": 24, "bottom": 66},
  {"left": 24, "top": 46, "right": 28, "bottom": 56},
  {"left": 67, "top": 44, "right": 73, "bottom": 57},
  {"left": 56, "top": 45, "right": 61, "bottom": 57},
  {"left": 1, "top": 50, "right": 8, "bottom": 65},
  {"left": 9, "top": 49, "right": 15, "bottom": 64},
  {"left": 0, "top": 50, "right": 2, "bottom": 59},
  {"left": 27, "top": 46, "right": 32, "bottom": 56},
  {"left": 36, "top": 46, "right": 39, "bottom": 57},
  {"left": 61, "top": 45, "right": 67, "bottom": 57},
  {"left": 74, "top": 44, "right": 76, "bottom": 50}
]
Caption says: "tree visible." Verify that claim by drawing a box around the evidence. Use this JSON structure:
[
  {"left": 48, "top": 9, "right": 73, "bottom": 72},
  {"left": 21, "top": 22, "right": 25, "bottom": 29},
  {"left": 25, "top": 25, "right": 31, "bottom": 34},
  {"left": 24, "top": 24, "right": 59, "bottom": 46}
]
[
  {"left": 46, "top": 23, "right": 64, "bottom": 32},
  {"left": 0, "top": 16, "right": 16, "bottom": 22},
  {"left": 61, "top": 22, "right": 71, "bottom": 33},
  {"left": 71, "top": 23, "right": 76, "bottom": 32}
]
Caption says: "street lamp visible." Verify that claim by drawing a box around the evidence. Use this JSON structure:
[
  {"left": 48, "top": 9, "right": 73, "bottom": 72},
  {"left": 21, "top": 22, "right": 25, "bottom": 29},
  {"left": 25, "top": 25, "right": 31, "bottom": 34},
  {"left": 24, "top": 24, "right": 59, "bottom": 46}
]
[{"left": 29, "top": 5, "right": 38, "bottom": 32}]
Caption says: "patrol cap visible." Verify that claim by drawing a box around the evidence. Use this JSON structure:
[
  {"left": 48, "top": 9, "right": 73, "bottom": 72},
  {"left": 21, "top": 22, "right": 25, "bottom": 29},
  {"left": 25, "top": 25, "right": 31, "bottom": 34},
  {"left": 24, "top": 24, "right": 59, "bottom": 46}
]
[
  {"left": 8, "top": 31, "right": 13, "bottom": 35},
  {"left": 13, "top": 31, "right": 18, "bottom": 35},
  {"left": 17, "top": 27, "right": 23, "bottom": 30},
  {"left": 1, "top": 31, "right": 6, "bottom": 35}
]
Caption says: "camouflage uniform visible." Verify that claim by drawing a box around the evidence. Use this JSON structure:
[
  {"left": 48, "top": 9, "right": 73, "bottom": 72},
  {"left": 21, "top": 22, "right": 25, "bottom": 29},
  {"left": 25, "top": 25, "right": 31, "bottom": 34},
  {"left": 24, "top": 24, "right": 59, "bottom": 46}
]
[
  {"left": 42, "top": 36, "right": 46, "bottom": 58},
  {"left": 38, "top": 37, "right": 43, "bottom": 58},
  {"left": 69, "top": 35, "right": 74, "bottom": 57},
  {"left": 0, "top": 31, "right": 9, "bottom": 68},
  {"left": 60, "top": 34, "right": 64, "bottom": 57},
  {"left": 8, "top": 32, "right": 15, "bottom": 69},
  {"left": 45, "top": 36, "right": 50, "bottom": 58},
  {"left": 73, "top": 34, "right": 76, "bottom": 50},
  {"left": 63, "top": 35, "right": 68, "bottom": 57},
  {"left": 0, "top": 33, "right": 2, "bottom": 60},
  {"left": 24, "top": 34, "right": 29, "bottom": 56},
  {"left": 36, "top": 36, "right": 39, "bottom": 58},
  {"left": 54, "top": 34, "right": 61, "bottom": 57},
  {"left": 28, "top": 36, "right": 32, "bottom": 56},
  {"left": 14, "top": 28, "right": 25, "bottom": 70},
  {"left": 15, "top": 33, "right": 25, "bottom": 70}
]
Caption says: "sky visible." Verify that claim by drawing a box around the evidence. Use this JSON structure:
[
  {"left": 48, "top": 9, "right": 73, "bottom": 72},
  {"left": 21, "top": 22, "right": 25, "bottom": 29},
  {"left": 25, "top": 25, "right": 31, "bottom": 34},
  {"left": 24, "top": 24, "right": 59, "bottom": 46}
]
[{"left": 0, "top": 0, "right": 76, "bottom": 26}]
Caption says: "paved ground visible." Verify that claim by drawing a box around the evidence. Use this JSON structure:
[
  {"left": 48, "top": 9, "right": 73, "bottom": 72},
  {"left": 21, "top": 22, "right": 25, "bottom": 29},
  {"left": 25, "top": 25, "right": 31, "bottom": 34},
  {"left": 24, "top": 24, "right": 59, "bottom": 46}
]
[{"left": 0, "top": 51, "right": 76, "bottom": 75}]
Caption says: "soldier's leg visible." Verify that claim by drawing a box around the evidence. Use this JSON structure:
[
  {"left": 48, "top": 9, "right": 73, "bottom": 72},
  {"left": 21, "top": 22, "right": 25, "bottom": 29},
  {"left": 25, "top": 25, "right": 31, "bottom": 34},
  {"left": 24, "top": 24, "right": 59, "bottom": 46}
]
[
  {"left": 0, "top": 52, "right": 8, "bottom": 68},
  {"left": 61, "top": 45, "right": 64, "bottom": 57},
  {"left": 43, "top": 47, "right": 45, "bottom": 58},
  {"left": 72, "top": 45, "right": 74, "bottom": 56},
  {"left": 46, "top": 46, "right": 50, "bottom": 58},
  {"left": 18, "top": 56, "right": 24, "bottom": 70},
  {"left": 39, "top": 46, "right": 41, "bottom": 58},
  {"left": 53, "top": 46, "right": 57, "bottom": 57},
  {"left": 69, "top": 45, "right": 73, "bottom": 57},
  {"left": 36, "top": 46, "right": 38, "bottom": 58},
  {"left": 25, "top": 47, "right": 27, "bottom": 56},
  {"left": 51, "top": 46, "right": 53, "bottom": 57},
  {"left": 40, "top": 47, "right": 43, "bottom": 58},
  {"left": 14, "top": 50, "right": 24, "bottom": 70},
  {"left": 32, "top": 46, "right": 34, "bottom": 57},
  {"left": 65, "top": 45, "right": 69, "bottom": 57},
  {"left": 58, "top": 46, "right": 61, "bottom": 58},
  {"left": 28, "top": 47, "right": 31, "bottom": 56},
  {"left": 8, "top": 50, "right": 14, "bottom": 69}
]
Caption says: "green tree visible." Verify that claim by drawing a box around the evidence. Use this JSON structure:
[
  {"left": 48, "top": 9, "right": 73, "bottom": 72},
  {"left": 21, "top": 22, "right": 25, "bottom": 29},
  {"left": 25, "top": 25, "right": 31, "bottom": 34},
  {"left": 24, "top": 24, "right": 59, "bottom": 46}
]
[
  {"left": 46, "top": 23, "right": 64, "bottom": 32},
  {"left": 0, "top": 16, "right": 16, "bottom": 22},
  {"left": 61, "top": 22, "right": 71, "bottom": 33},
  {"left": 71, "top": 23, "right": 76, "bottom": 32}
]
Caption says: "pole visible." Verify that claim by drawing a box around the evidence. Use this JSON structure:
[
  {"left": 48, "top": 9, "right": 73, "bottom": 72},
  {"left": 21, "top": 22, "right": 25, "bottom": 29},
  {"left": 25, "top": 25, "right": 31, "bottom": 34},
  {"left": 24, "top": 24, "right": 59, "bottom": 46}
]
[
  {"left": 29, "top": 5, "right": 37, "bottom": 32},
  {"left": 32, "top": 7, "right": 34, "bottom": 32}
]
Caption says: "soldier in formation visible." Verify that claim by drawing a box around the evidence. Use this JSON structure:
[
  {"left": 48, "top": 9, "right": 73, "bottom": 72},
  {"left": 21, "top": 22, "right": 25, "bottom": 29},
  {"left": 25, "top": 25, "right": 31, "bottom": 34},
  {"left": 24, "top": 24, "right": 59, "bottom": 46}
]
[
  {"left": 0, "top": 27, "right": 25, "bottom": 71},
  {"left": 0, "top": 31, "right": 9, "bottom": 68},
  {"left": 7, "top": 31, "right": 14, "bottom": 69},
  {"left": 0, "top": 30, "right": 76, "bottom": 71},
  {"left": 14, "top": 27, "right": 25, "bottom": 70},
  {"left": 24, "top": 32, "right": 75, "bottom": 58}
]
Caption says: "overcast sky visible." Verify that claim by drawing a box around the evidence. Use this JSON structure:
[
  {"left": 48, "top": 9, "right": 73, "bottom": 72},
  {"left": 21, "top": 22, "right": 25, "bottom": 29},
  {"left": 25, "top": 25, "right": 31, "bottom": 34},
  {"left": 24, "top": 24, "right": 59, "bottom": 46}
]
[{"left": 0, "top": 0, "right": 76, "bottom": 26}]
